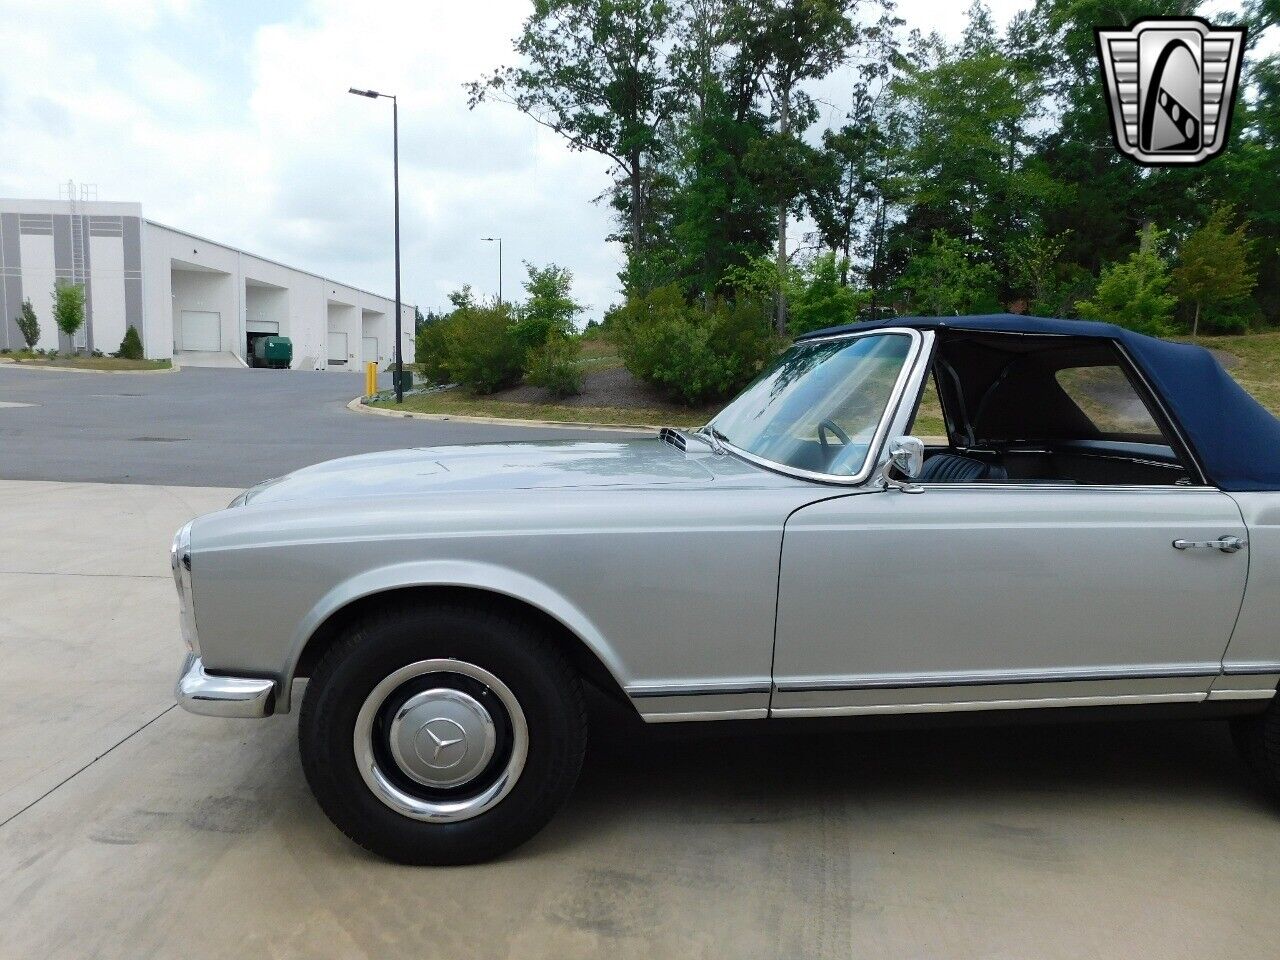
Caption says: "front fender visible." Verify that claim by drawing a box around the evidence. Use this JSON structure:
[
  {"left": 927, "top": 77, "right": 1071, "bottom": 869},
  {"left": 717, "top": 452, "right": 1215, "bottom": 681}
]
[{"left": 277, "top": 559, "right": 626, "bottom": 712}]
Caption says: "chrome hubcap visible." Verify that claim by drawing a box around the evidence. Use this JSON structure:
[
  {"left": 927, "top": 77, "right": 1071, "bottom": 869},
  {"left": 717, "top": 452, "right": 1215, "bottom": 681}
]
[
  {"left": 353, "top": 659, "right": 528, "bottom": 824},
  {"left": 387, "top": 688, "right": 496, "bottom": 788}
]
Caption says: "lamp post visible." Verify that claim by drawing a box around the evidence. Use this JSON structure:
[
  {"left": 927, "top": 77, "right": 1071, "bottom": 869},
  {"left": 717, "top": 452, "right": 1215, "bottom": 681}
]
[
  {"left": 349, "top": 86, "right": 404, "bottom": 403},
  {"left": 482, "top": 237, "right": 503, "bottom": 307}
]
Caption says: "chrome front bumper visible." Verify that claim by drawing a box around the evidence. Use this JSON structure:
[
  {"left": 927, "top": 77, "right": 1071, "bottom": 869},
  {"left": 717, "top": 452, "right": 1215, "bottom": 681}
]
[{"left": 176, "top": 653, "right": 277, "bottom": 718}]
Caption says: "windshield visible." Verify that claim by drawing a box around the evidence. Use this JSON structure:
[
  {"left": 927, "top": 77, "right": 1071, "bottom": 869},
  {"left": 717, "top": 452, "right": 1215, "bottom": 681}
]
[{"left": 711, "top": 332, "right": 913, "bottom": 478}]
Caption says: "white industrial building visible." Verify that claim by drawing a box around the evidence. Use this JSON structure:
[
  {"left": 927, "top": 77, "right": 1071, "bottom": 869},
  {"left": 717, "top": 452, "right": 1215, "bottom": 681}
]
[{"left": 0, "top": 197, "right": 414, "bottom": 370}]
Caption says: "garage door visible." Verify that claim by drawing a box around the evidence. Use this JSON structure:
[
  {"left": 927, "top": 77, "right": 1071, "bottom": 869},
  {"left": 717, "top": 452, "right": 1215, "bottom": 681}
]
[
  {"left": 180, "top": 311, "right": 221, "bottom": 352},
  {"left": 328, "top": 332, "right": 348, "bottom": 364},
  {"left": 362, "top": 336, "right": 378, "bottom": 363}
]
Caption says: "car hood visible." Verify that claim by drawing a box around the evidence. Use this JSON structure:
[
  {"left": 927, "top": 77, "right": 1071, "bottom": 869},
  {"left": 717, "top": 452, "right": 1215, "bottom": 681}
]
[{"left": 237, "top": 439, "right": 720, "bottom": 506}]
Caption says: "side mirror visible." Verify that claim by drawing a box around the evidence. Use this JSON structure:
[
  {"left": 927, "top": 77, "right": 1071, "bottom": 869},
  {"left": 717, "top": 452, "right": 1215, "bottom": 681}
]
[{"left": 880, "top": 436, "right": 925, "bottom": 493}]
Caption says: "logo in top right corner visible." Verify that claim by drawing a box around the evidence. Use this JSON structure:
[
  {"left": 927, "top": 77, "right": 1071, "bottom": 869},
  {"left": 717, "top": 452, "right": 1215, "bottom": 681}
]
[{"left": 1096, "top": 17, "right": 1246, "bottom": 166}]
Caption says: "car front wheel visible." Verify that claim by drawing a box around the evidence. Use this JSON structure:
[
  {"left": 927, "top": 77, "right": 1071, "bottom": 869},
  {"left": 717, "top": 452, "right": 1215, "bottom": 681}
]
[{"left": 299, "top": 603, "right": 587, "bottom": 865}]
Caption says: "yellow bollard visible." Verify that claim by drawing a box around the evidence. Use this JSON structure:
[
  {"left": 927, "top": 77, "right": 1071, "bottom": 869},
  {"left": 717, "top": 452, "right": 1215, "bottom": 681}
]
[{"left": 365, "top": 361, "right": 378, "bottom": 397}]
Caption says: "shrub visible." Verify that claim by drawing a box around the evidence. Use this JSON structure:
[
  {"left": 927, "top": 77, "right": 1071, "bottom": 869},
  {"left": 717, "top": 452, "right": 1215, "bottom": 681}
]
[
  {"left": 526, "top": 335, "right": 583, "bottom": 398},
  {"left": 1076, "top": 225, "right": 1175, "bottom": 336},
  {"left": 510, "top": 263, "right": 582, "bottom": 362},
  {"left": 614, "top": 285, "right": 781, "bottom": 405},
  {"left": 116, "top": 325, "right": 144, "bottom": 360},
  {"left": 415, "top": 296, "right": 523, "bottom": 394}
]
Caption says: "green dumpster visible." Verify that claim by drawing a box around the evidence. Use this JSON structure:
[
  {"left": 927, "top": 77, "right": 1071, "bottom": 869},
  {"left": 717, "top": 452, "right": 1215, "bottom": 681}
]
[
  {"left": 253, "top": 336, "right": 292, "bottom": 369},
  {"left": 393, "top": 368, "right": 414, "bottom": 392}
]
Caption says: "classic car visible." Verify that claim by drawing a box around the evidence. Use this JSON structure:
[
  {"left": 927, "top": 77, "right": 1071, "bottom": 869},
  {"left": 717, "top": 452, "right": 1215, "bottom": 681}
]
[{"left": 173, "top": 314, "right": 1280, "bottom": 864}]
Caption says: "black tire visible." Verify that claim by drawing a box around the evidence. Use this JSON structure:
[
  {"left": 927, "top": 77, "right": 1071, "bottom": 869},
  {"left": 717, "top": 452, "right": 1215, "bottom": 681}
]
[
  {"left": 299, "top": 603, "right": 587, "bottom": 865},
  {"left": 1231, "top": 697, "right": 1280, "bottom": 798}
]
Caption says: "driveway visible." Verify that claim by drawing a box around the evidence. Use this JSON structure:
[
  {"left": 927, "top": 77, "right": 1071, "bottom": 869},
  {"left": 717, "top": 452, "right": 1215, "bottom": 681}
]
[
  {"left": 1, "top": 479, "right": 1278, "bottom": 959},
  {"left": 0, "top": 365, "right": 627, "bottom": 487}
]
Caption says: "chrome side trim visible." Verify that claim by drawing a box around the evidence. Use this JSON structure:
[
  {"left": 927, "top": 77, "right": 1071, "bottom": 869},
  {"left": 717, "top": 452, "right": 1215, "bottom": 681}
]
[
  {"left": 711, "top": 327, "right": 930, "bottom": 487},
  {"left": 175, "top": 653, "right": 276, "bottom": 718},
  {"left": 774, "top": 663, "right": 1223, "bottom": 693},
  {"left": 645, "top": 709, "right": 769, "bottom": 723},
  {"left": 771, "top": 692, "right": 1206, "bottom": 718},
  {"left": 628, "top": 681, "right": 773, "bottom": 698},
  {"left": 1223, "top": 661, "right": 1280, "bottom": 676}
]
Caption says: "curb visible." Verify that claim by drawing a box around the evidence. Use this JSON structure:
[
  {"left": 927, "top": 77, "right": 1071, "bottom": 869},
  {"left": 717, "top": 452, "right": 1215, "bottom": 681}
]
[
  {"left": 0, "top": 357, "right": 180, "bottom": 375},
  {"left": 346, "top": 397, "right": 655, "bottom": 434}
]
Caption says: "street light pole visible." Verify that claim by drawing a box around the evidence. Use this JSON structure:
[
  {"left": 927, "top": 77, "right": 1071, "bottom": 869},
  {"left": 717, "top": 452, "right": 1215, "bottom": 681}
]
[
  {"left": 482, "top": 237, "right": 503, "bottom": 307},
  {"left": 349, "top": 86, "right": 404, "bottom": 403}
]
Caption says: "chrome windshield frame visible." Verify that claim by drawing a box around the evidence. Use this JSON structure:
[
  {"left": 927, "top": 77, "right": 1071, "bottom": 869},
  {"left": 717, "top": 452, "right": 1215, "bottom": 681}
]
[{"left": 709, "top": 326, "right": 929, "bottom": 487}]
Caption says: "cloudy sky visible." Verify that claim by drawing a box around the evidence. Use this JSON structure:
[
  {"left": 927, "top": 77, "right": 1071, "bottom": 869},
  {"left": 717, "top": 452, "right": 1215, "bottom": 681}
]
[{"left": 0, "top": 0, "right": 1259, "bottom": 322}]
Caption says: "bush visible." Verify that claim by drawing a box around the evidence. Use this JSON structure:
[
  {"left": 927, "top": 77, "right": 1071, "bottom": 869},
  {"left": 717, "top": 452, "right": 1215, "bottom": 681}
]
[
  {"left": 525, "top": 335, "right": 583, "bottom": 398},
  {"left": 116, "top": 325, "right": 144, "bottom": 360},
  {"left": 1076, "top": 225, "right": 1175, "bottom": 335},
  {"left": 415, "top": 300, "right": 523, "bottom": 394},
  {"left": 614, "top": 285, "right": 781, "bottom": 405}
]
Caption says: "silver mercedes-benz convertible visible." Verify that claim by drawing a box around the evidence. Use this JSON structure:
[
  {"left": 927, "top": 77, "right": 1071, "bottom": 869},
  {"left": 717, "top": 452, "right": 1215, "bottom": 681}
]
[{"left": 173, "top": 314, "right": 1280, "bottom": 864}]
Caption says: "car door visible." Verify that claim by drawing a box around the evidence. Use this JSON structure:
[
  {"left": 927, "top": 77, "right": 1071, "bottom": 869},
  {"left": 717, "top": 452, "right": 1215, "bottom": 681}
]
[
  {"left": 770, "top": 338, "right": 1249, "bottom": 717},
  {"left": 771, "top": 484, "right": 1248, "bottom": 716}
]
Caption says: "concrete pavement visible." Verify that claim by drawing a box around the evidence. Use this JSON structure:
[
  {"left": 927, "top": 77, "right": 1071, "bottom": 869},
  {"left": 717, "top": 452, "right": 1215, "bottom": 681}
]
[
  {"left": 0, "top": 365, "right": 626, "bottom": 487},
  {"left": 2, "top": 479, "right": 1279, "bottom": 959}
]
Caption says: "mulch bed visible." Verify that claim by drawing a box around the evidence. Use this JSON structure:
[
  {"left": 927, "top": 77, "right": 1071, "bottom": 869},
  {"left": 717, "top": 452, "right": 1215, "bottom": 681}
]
[{"left": 493, "top": 365, "right": 717, "bottom": 416}]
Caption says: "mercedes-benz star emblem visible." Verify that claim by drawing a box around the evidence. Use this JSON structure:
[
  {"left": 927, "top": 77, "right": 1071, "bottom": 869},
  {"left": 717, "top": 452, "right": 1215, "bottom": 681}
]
[{"left": 417, "top": 717, "right": 467, "bottom": 768}]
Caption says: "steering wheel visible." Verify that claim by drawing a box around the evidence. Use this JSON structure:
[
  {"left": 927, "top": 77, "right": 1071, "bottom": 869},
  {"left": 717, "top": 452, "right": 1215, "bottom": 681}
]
[{"left": 817, "top": 418, "right": 851, "bottom": 462}]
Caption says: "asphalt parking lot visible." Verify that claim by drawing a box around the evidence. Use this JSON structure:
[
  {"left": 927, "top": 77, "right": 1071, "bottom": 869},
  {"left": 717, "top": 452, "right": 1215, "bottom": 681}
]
[
  {"left": 0, "top": 364, "right": 620, "bottom": 487},
  {"left": 2, "top": 478, "right": 1279, "bottom": 959},
  {"left": 2, "top": 366, "right": 1279, "bottom": 958}
]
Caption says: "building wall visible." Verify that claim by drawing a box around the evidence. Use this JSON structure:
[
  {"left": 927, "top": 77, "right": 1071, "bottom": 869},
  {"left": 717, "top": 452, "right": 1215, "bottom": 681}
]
[
  {"left": 0, "top": 200, "right": 143, "bottom": 353},
  {"left": 142, "top": 219, "right": 414, "bottom": 369},
  {"left": 0, "top": 198, "right": 413, "bottom": 369}
]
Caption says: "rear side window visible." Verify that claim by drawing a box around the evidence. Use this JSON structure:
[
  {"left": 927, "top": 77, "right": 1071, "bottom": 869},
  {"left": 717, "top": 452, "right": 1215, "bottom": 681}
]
[{"left": 1054, "top": 366, "right": 1164, "bottom": 442}]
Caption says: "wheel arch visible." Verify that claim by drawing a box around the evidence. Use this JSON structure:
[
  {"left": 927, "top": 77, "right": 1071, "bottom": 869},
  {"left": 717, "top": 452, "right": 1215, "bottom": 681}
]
[{"left": 280, "top": 563, "right": 633, "bottom": 715}]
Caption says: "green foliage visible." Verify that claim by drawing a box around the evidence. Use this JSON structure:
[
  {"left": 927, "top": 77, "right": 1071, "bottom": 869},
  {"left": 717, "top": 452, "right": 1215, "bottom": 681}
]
[
  {"left": 511, "top": 262, "right": 582, "bottom": 360},
  {"left": 15, "top": 298, "right": 39, "bottom": 350},
  {"left": 525, "top": 335, "right": 584, "bottom": 398},
  {"left": 614, "top": 285, "right": 780, "bottom": 405},
  {"left": 1172, "top": 205, "right": 1258, "bottom": 337},
  {"left": 52, "top": 281, "right": 86, "bottom": 343},
  {"left": 415, "top": 291, "right": 523, "bottom": 394},
  {"left": 116, "top": 325, "right": 144, "bottom": 360},
  {"left": 1076, "top": 226, "right": 1176, "bottom": 336},
  {"left": 896, "top": 232, "right": 999, "bottom": 316},
  {"left": 788, "top": 253, "right": 867, "bottom": 334}
]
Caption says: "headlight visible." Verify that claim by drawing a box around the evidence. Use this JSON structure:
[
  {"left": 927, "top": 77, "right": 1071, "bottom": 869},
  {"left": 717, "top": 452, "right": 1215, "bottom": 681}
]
[{"left": 170, "top": 521, "right": 199, "bottom": 654}]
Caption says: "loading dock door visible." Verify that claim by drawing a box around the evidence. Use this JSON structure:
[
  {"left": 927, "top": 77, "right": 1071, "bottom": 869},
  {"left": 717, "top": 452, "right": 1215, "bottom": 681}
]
[
  {"left": 362, "top": 336, "right": 378, "bottom": 363},
  {"left": 328, "top": 332, "right": 349, "bottom": 364},
  {"left": 180, "top": 311, "right": 221, "bottom": 352}
]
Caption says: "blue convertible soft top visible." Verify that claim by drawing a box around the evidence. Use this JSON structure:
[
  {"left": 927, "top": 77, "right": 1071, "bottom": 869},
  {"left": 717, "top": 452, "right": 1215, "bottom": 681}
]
[{"left": 798, "top": 314, "right": 1280, "bottom": 492}]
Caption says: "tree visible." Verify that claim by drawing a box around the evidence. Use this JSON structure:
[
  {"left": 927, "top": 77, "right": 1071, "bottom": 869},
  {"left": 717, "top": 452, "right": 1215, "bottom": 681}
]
[
  {"left": 1075, "top": 225, "right": 1176, "bottom": 336},
  {"left": 731, "top": 0, "right": 868, "bottom": 334},
  {"left": 52, "top": 281, "right": 86, "bottom": 348},
  {"left": 470, "top": 0, "right": 676, "bottom": 262},
  {"left": 511, "top": 261, "right": 584, "bottom": 360},
  {"left": 15, "top": 298, "right": 38, "bottom": 350},
  {"left": 896, "top": 231, "right": 998, "bottom": 316},
  {"left": 1172, "top": 205, "right": 1257, "bottom": 338}
]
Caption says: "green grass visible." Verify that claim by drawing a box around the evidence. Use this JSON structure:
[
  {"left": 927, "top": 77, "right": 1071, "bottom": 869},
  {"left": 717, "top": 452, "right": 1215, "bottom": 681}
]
[
  {"left": 372, "top": 387, "right": 712, "bottom": 429},
  {"left": 0, "top": 351, "right": 171, "bottom": 371},
  {"left": 1192, "top": 331, "right": 1280, "bottom": 416}
]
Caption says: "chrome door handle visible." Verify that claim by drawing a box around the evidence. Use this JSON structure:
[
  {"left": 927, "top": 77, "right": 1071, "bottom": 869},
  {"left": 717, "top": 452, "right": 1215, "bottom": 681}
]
[{"left": 1172, "top": 536, "right": 1246, "bottom": 554}]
